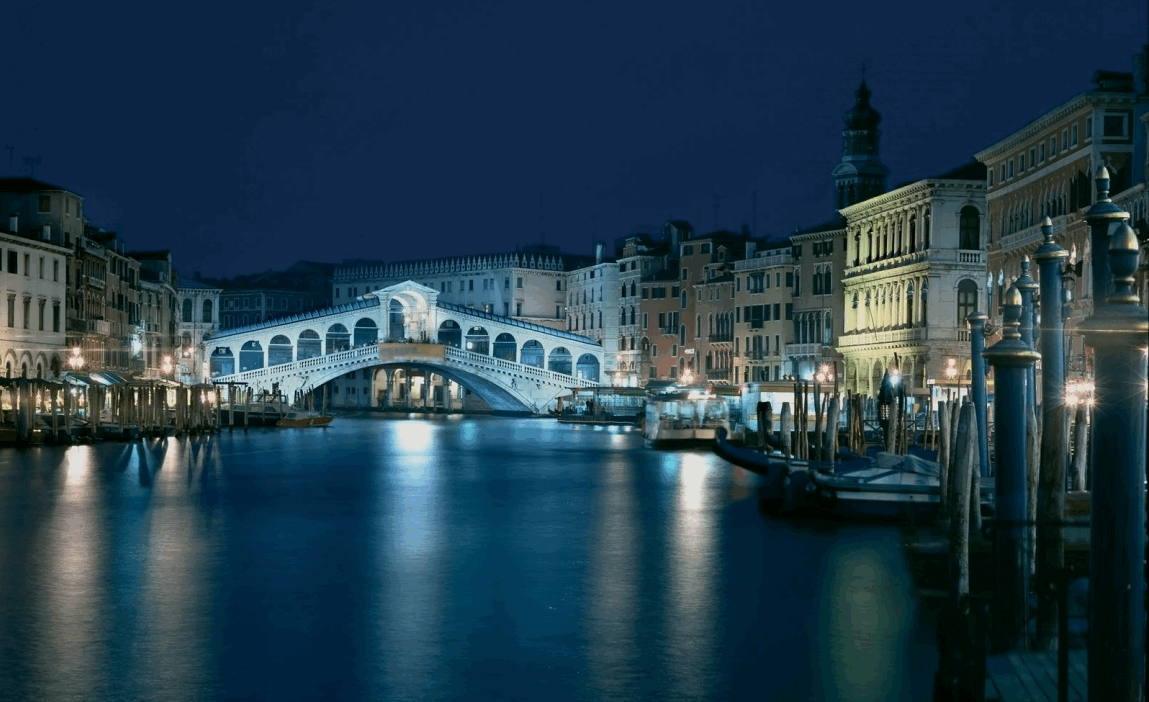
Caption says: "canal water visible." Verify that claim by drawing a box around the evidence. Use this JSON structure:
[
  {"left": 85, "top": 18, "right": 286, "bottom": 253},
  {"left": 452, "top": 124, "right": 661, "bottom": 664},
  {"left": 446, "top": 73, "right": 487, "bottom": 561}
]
[{"left": 0, "top": 417, "right": 936, "bottom": 701}]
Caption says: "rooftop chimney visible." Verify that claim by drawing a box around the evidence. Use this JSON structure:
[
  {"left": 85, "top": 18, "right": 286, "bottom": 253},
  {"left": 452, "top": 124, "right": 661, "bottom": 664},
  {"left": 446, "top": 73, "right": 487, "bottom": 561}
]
[
  {"left": 594, "top": 242, "right": 604, "bottom": 265},
  {"left": 41, "top": 224, "right": 51, "bottom": 241},
  {"left": 7, "top": 216, "right": 16, "bottom": 234}
]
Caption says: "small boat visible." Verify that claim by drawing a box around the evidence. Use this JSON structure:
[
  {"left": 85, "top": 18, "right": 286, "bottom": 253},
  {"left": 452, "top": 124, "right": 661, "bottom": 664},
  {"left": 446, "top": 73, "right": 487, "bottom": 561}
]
[
  {"left": 276, "top": 412, "right": 334, "bottom": 428},
  {"left": 713, "top": 428, "right": 941, "bottom": 520}
]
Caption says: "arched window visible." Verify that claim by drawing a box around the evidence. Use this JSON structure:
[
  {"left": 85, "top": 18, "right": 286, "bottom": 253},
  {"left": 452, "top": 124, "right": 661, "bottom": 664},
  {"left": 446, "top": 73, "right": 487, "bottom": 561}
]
[
  {"left": 202, "top": 299, "right": 214, "bottom": 323},
  {"left": 182, "top": 298, "right": 192, "bottom": 322},
  {"left": 957, "top": 279, "right": 978, "bottom": 323}
]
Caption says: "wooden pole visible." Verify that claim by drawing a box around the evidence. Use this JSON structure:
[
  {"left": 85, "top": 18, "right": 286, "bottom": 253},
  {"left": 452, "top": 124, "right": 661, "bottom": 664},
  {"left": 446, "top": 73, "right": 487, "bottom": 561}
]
[
  {"left": 824, "top": 395, "right": 839, "bottom": 464},
  {"left": 938, "top": 400, "right": 951, "bottom": 509},
  {"left": 780, "top": 402, "right": 792, "bottom": 458},
  {"left": 1071, "top": 404, "right": 1089, "bottom": 491}
]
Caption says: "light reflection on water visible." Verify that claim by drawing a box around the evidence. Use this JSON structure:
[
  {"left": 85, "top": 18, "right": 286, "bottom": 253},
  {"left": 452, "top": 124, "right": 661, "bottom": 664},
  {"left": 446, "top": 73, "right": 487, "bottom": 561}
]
[{"left": 0, "top": 417, "right": 934, "bottom": 701}]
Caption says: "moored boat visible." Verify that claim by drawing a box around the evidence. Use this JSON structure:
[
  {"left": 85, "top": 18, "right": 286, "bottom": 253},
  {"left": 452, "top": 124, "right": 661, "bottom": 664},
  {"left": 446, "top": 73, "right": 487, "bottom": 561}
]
[
  {"left": 643, "top": 388, "right": 731, "bottom": 448},
  {"left": 276, "top": 412, "right": 334, "bottom": 428}
]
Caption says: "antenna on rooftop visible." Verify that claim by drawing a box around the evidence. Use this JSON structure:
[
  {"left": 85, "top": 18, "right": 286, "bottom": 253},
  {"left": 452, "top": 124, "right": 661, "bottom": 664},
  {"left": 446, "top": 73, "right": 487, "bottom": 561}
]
[{"left": 22, "top": 156, "right": 41, "bottom": 178}]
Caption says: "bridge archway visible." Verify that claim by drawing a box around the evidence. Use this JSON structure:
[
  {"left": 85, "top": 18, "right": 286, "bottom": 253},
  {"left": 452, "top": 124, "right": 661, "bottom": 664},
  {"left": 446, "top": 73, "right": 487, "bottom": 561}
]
[
  {"left": 269, "top": 335, "right": 293, "bottom": 366},
  {"left": 465, "top": 326, "right": 489, "bottom": 355},
  {"left": 548, "top": 346, "right": 572, "bottom": 375},
  {"left": 298, "top": 330, "right": 322, "bottom": 360},
  {"left": 521, "top": 340, "right": 544, "bottom": 368},
  {"left": 239, "top": 341, "right": 264, "bottom": 372},
  {"left": 354, "top": 318, "right": 379, "bottom": 347},
  {"left": 387, "top": 300, "right": 405, "bottom": 341},
  {"left": 210, "top": 348, "right": 234, "bottom": 377},
  {"left": 575, "top": 353, "right": 600, "bottom": 382},
  {"left": 438, "top": 320, "right": 461, "bottom": 347},
  {"left": 326, "top": 324, "right": 350, "bottom": 353},
  {"left": 493, "top": 333, "right": 516, "bottom": 362}
]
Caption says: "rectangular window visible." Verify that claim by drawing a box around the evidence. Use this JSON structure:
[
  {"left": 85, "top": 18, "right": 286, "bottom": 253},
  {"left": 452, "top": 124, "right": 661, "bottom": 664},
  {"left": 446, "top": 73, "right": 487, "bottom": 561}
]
[
  {"left": 1103, "top": 114, "right": 1127, "bottom": 138},
  {"left": 504, "top": 277, "right": 510, "bottom": 289},
  {"left": 23, "top": 254, "right": 29, "bottom": 277},
  {"left": 52, "top": 302, "right": 60, "bottom": 333},
  {"left": 682, "top": 244, "right": 693, "bottom": 256},
  {"left": 1084, "top": 116, "right": 1092, "bottom": 142},
  {"left": 785, "top": 303, "right": 793, "bottom": 320},
  {"left": 21, "top": 298, "right": 29, "bottom": 329},
  {"left": 515, "top": 302, "right": 522, "bottom": 315},
  {"left": 516, "top": 277, "right": 523, "bottom": 289},
  {"left": 38, "top": 257, "right": 44, "bottom": 279},
  {"left": 38, "top": 300, "right": 45, "bottom": 330},
  {"left": 700, "top": 243, "right": 711, "bottom": 254},
  {"left": 553, "top": 305, "right": 559, "bottom": 318},
  {"left": 999, "top": 164, "right": 1006, "bottom": 182},
  {"left": 6, "top": 295, "right": 12, "bottom": 327},
  {"left": 1029, "top": 147, "right": 1036, "bottom": 167},
  {"left": 1049, "top": 136, "right": 1057, "bottom": 157},
  {"left": 1008, "top": 159, "right": 1014, "bottom": 178},
  {"left": 555, "top": 280, "right": 562, "bottom": 291},
  {"left": 988, "top": 169, "right": 994, "bottom": 187},
  {"left": 773, "top": 303, "right": 780, "bottom": 320},
  {"left": 1038, "top": 143, "right": 1045, "bottom": 162},
  {"left": 1062, "top": 128, "right": 1069, "bottom": 150},
  {"left": 1071, "top": 124, "right": 1078, "bottom": 146},
  {"left": 468, "top": 280, "right": 474, "bottom": 291},
  {"left": 37, "top": 195, "right": 50, "bottom": 213}
]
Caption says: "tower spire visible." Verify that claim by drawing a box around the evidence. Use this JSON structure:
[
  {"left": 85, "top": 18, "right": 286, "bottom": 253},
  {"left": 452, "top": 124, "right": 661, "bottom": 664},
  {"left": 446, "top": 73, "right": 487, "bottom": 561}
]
[{"left": 831, "top": 77, "right": 887, "bottom": 210}]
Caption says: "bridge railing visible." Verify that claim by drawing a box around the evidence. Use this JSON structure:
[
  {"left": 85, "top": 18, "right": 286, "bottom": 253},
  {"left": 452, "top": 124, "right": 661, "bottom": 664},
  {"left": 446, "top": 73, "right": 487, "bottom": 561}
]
[
  {"left": 436, "top": 301, "right": 600, "bottom": 347},
  {"left": 214, "top": 345, "right": 379, "bottom": 383},
  {"left": 443, "top": 346, "right": 599, "bottom": 387}
]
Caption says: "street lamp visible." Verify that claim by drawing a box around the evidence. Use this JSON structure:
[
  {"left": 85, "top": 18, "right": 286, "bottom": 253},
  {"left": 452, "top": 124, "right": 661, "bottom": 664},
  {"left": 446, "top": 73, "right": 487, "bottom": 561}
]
[
  {"left": 814, "top": 362, "right": 834, "bottom": 384},
  {"left": 66, "top": 346, "right": 85, "bottom": 372},
  {"left": 160, "top": 354, "right": 173, "bottom": 377}
]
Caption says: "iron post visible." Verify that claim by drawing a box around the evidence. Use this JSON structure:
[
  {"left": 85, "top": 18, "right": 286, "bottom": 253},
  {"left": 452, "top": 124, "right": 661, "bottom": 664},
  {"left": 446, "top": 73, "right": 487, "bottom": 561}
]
[
  {"left": 1085, "top": 165, "right": 1129, "bottom": 310},
  {"left": 983, "top": 285, "right": 1040, "bottom": 653},
  {"left": 1032, "top": 216, "right": 1068, "bottom": 647},
  {"left": 1081, "top": 223, "right": 1147, "bottom": 702},
  {"left": 967, "top": 312, "right": 990, "bottom": 478}
]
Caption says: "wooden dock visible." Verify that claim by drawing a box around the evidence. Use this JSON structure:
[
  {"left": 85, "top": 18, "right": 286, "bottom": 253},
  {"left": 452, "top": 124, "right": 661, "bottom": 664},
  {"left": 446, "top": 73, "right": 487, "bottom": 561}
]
[{"left": 984, "top": 649, "right": 1086, "bottom": 701}]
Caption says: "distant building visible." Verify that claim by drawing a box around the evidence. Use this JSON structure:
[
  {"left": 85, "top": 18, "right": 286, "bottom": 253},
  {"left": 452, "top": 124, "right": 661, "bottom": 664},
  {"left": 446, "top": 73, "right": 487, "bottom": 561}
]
[
  {"left": 177, "top": 279, "right": 221, "bottom": 384},
  {"left": 839, "top": 162, "right": 988, "bottom": 397},
  {"left": 787, "top": 222, "right": 846, "bottom": 380},
  {"left": 564, "top": 244, "right": 617, "bottom": 382},
  {"left": 732, "top": 244, "right": 793, "bottom": 384},
  {"left": 0, "top": 178, "right": 85, "bottom": 248},
  {"left": 83, "top": 227, "right": 142, "bottom": 372},
  {"left": 0, "top": 226, "right": 68, "bottom": 378},
  {"left": 201, "top": 261, "right": 332, "bottom": 330},
  {"left": 615, "top": 235, "right": 667, "bottom": 386},
  {"left": 333, "top": 246, "right": 591, "bottom": 329}
]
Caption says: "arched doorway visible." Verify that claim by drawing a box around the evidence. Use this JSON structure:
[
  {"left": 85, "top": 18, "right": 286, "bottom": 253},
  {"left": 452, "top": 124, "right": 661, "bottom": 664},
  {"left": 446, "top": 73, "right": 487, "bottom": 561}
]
[
  {"left": 268, "top": 335, "right": 293, "bottom": 365},
  {"left": 438, "top": 320, "right": 461, "bottom": 347},
  {"left": 326, "top": 324, "right": 350, "bottom": 353},
  {"left": 493, "top": 333, "right": 516, "bottom": 361},
  {"left": 575, "top": 354, "right": 600, "bottom": 382},
  {"left": 465, "top": 326, "right": 489, "bottom": 354},
  {"left": 388, "top": 300, "right": 405, "bottom": 341},
  {"left": 239, "top": 341, "right": 264, "bottom": 372},
  {"left": 548, "top": 347, "right": 572, "bottom": 375},
  {"left": 354, "top": 318, "right": 379, "bottom": 346},
  {"left": 521, "top": 340, "right": 544, "bottom": 368},
  {"left": 210, "top": 348, "right": 234, "bottom": 377},
  {"left": 298, "top": 330, "right": 322, "bottom": 359}
]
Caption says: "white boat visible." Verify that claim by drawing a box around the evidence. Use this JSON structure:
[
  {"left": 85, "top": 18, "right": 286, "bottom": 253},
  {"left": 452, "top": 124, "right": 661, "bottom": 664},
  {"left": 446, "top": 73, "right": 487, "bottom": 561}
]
[{"left": 642, "top": 388, "right": 731, "bottom": 448}]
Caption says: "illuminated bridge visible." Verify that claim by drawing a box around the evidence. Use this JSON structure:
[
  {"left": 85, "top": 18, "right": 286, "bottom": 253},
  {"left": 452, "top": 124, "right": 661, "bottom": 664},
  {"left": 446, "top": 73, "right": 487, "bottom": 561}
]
[{"left": 205, "top": 281, "right": 603, "bottom": 413}]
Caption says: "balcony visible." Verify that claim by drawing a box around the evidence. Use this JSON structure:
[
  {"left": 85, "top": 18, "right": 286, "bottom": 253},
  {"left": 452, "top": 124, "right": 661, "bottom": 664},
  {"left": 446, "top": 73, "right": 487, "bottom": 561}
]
[
  {"left": 838, "top": 326, "right": 927, "bottom": 348},
  {"left": 784, "top": 342, "right": 825, "bottom": 358}
]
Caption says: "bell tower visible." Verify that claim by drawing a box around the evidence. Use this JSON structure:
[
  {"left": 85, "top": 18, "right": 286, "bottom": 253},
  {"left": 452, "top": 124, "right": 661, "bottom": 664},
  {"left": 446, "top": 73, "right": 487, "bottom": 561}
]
[{"left": 832, "top": 80, "right": 888, "bottom": 209}]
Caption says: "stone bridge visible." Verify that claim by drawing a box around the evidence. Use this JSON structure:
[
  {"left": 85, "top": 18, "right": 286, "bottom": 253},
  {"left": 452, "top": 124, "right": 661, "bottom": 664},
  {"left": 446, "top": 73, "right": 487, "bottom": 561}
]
[{"left": 205, "top": 281, "right": 603, "bottom": 413}]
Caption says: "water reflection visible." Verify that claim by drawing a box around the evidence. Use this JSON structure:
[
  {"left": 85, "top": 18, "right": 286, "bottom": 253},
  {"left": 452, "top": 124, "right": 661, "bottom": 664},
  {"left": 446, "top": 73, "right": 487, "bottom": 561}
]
[{"left": 0, "top": 418, "right": 934, "bottom": 701}]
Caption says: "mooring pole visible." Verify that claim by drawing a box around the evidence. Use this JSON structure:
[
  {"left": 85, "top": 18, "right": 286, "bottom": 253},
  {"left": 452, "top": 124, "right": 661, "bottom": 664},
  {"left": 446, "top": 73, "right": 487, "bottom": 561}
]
[
  {"left": 967, "top": 312, "right": 990, "bottom": 478},
  {"left": 1015, "top": 257, "right": 1039, "bottom": 419},
  {"left": 1032, "top": 216, "right": 1068, "bottom": 649},
  {"left": 1082, "top": 223, "right": 1147, "bottom": 702},
  {"left": 1086, "top": 165, "right": 1128, "bottom": 309},
  {"left": 984, "top": 285, "right": 1040, "bottom": 653}
]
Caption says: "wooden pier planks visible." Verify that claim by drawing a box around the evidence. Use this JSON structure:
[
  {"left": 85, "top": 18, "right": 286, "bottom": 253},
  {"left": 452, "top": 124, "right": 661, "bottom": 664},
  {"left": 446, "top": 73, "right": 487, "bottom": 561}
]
[{"left": 984, "top": 649, "right": 1086, "bottom": 701}]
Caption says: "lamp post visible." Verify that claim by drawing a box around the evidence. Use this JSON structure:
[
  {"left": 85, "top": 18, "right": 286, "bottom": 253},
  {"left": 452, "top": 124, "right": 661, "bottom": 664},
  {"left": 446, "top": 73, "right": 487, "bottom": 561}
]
[{"left": 66, "top": 346, "right": 85, "bottom": 372}]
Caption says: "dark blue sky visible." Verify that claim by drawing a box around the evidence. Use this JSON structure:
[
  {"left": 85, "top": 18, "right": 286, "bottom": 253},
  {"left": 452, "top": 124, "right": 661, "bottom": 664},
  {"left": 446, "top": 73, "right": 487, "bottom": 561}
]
[{"left": 2, "top": 1, "right": 1146, "bottom": 276}]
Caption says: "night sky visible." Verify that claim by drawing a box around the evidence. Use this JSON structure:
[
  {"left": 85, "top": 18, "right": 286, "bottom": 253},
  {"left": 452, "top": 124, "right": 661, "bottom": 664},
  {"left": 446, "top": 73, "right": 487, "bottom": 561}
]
[{"left": 2, "top": 1, "right": 1146, "bottom": 276}]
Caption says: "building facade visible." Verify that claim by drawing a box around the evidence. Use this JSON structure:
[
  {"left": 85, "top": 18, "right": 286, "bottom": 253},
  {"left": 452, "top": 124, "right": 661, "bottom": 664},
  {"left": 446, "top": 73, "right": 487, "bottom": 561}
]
[
  {"left": 564, "top": 246, "right": 619, "bottom": 379},
  {"left": 975, "top": 63, "right": 1148, "bottom": 376},
  {"left": 839, "top": 165, "right": 988, "bottom": 397},
  {"left": 177, "top": 280, "right": 221, "bottom": 383},
  {"left": 333, "top": 247, "right": 589, "bottom": 329},
  {"left": 0, "top": 229, "right": 68, "bottom": 378},
  {"left": 732, "top": 245, "right": 793, "bottom": 384},
  {"left": 788, "top": 224, "right": 846, "bottom": 379},
  {"left": 615, "top": 235, "right": 665, "bottom": 386}
]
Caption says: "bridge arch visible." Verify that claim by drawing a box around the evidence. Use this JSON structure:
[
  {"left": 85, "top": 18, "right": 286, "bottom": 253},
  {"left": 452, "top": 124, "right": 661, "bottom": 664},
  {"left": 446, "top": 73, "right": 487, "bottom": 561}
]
[
  {"left": 521, "top": 340, "right": 544, "bottom": 368},
  {"left": 326, "top": 323, "right": 350, "bottom": 353},
  {"left": 239, "top": 341, "right": 264, "bottom": 372},
  {"left": 465, "top": 326, "right": 489, "bottom": 355},
  {"left": 298, "top": 330, "right": 322, "bottom": 359},
  {"left": 386, "top": 300, "right": 405, "bottom": 341},
  {"left": 269, "top": 335, "right": 293, "bottom": 366},
  {"left": 438, "top": 320, "right": 462, "bottom": 347},
  {"left": 493, "top": 333, "right": 516, "bottom": 362},
  {"left": 354, "top": 318, "right": 379, "bottom": 347},
  {"left": 548, "top": 346, "right": 572, "bottom": 375},
  {"left": 575, "top": 353, "right": 600, "bottom": 382}
]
